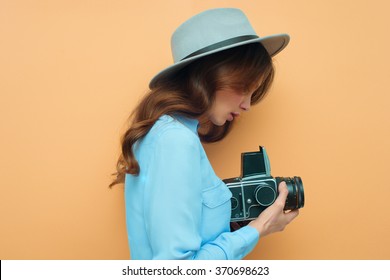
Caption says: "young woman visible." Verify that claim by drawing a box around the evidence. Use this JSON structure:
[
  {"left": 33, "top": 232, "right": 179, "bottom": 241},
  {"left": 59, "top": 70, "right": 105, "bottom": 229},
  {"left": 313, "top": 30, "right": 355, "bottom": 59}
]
[{"left": 110, "top": 8, "right": 299, "bottom": 260}]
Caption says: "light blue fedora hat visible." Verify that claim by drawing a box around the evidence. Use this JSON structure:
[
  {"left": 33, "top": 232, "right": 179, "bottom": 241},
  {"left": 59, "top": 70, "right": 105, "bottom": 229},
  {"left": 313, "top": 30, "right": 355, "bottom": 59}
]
[{"left": 149, "top": 8, "right": 290, "bottom": 88}]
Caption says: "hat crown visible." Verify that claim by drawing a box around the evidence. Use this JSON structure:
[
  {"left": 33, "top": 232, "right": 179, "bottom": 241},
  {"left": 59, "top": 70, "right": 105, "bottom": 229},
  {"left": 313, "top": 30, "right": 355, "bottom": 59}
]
[
  {"left": 171, "top": 8, "right": 257, "bottom": 63},
  {"left": 149, "top": 8, "right": 289, "bottom": 88}
]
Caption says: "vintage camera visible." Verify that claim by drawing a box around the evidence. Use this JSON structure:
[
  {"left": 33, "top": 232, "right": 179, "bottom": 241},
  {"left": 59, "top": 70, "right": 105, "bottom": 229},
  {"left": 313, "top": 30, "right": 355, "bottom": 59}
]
[{"left": 224, "top": 146, "right": 304, "bottom": 222}]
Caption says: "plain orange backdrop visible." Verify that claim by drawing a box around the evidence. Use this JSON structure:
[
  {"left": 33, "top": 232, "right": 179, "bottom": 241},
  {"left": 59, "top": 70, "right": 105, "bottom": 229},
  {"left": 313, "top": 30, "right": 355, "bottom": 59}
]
[{"left": 1, "top": 0, "right": 390, "bottom": 259}]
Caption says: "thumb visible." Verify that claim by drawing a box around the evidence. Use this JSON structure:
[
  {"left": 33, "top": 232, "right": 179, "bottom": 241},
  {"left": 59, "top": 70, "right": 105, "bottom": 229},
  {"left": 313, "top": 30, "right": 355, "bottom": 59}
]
[
  {"left": 274, "top": 181, "right": 288, "bottom": 209},
  {"left": 275, "top": 181, "right": 288, "bottom": 206}
]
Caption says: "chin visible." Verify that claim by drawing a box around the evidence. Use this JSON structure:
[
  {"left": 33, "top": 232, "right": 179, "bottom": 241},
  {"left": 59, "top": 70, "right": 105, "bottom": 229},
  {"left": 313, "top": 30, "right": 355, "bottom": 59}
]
[
  {"left": 210, "top": 118, "right": 226, "bottom": 126},
  {"left": 213, "top": 119, "right": 230, "bottom": 126}
]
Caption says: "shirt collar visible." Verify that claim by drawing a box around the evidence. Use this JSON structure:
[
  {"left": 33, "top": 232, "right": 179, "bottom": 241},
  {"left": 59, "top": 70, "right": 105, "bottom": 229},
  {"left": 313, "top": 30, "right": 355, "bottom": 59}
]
[{"left": 172, "top": 114, "right": 199, "bottom": 135}]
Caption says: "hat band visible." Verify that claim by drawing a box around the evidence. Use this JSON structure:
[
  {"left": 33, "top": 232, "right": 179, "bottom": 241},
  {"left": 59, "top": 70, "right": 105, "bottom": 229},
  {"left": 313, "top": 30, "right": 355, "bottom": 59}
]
[{"left": 181, "top": 35, "right": 259, "bottom": 61}]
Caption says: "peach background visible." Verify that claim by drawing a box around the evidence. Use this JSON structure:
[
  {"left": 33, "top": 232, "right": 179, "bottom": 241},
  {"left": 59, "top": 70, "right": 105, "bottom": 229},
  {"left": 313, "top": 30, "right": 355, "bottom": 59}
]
[{"left": 1, "top": 0, "right": 389, "bottom": 259}]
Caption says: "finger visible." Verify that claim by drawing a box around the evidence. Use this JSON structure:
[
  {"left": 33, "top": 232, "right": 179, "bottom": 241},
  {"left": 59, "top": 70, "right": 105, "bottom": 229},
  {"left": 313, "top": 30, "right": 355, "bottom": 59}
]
[
  {"left": 285, "top": 209, "right": 299, "bottom": 222},
  {"left": 276, "top": 181, "right": 288, "bottom": 203}
]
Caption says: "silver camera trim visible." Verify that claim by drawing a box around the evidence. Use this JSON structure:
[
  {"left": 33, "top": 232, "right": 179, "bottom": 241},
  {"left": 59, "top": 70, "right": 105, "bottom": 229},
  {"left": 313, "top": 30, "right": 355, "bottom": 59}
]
[{"left": 228, "top": 177, "right": 277, "bottom": 221}]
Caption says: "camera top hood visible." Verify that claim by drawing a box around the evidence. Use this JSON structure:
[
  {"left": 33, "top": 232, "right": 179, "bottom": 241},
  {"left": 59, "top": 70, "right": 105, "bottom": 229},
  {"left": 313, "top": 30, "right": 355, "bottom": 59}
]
[{"left": 241, "top": 146, "right": 272, "bottom": 180}]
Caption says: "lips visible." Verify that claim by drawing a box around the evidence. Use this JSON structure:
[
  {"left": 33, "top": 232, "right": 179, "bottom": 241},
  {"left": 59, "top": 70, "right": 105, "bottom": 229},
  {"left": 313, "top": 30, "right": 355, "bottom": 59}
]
[{"left": 228, "top": 112, "right": 240, "bottom": 121}]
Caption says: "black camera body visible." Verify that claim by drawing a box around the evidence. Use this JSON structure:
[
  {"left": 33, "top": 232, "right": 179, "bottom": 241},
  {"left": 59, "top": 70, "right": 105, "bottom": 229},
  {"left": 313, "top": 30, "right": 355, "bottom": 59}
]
[{"left": 223, "top": 146, "right": 304, "bottom": 222}]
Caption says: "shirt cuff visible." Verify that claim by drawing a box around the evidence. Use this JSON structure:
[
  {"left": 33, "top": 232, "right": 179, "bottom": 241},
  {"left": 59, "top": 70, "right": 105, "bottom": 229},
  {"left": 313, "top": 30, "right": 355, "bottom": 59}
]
[{"left": 233, "top": 225, "right": 260, "bottom": 259}]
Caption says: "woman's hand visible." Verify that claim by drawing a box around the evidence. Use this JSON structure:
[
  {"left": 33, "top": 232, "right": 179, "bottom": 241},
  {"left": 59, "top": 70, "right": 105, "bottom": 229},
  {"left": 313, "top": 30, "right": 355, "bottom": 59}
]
[{"left": 248, "top": 181, "right": 299, "bottom": 238}]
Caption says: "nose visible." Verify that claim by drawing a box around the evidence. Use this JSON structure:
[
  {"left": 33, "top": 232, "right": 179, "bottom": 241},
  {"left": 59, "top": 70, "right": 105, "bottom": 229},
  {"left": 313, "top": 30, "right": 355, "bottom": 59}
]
[{"left": 240, "top": 95, "right": 251, "bottom": 111}]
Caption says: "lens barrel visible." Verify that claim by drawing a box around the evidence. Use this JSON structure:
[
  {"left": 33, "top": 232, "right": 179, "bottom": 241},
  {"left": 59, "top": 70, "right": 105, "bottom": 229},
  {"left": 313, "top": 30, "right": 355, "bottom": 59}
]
[{"left": 275, "top": 176, "right": 305, "bottom": 210}]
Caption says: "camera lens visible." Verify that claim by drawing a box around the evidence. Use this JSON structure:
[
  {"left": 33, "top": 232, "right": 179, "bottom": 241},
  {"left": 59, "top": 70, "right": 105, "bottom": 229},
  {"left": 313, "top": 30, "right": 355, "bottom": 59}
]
[{"left": 275, "top": 176, "right": 305, "bottom": 210}]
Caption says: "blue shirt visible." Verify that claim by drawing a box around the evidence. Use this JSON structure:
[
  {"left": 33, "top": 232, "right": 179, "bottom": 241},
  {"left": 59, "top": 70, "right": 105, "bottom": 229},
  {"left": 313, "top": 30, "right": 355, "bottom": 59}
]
[{"left": 125, "top": 115, "right": 259, "bottom": 259}]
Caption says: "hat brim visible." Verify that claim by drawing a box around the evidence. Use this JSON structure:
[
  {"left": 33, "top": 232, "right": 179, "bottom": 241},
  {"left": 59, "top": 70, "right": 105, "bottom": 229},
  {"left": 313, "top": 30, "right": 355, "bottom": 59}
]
[{"left": 149, "top": 34, "right": 289, "bottom": 89}]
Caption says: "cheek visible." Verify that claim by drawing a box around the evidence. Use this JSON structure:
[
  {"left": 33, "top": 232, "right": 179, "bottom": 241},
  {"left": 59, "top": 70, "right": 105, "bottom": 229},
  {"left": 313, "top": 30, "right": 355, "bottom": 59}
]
[
  {"left": 236, "top": 95, "right": 246, "bottom": 105},
  {"left": 228, "top": 95, "right": 245, "bottom": 108},
  {"left": 217, "top": 91, "right": 242, "bottom": 106},
  {"left": 212, "top": 89, "right": 247, "bottom": 115}
]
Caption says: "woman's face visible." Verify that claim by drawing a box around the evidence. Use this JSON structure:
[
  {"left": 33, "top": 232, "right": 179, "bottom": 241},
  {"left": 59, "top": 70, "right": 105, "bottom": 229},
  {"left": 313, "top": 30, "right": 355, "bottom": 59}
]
[{"left": 207, "top": 87, "right": 253, "bottom": 126}]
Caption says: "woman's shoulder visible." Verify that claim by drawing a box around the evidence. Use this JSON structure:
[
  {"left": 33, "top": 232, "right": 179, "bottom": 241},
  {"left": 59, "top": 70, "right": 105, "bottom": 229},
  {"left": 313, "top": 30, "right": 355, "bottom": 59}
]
[{"left": 147, "top": 115, "right": 200, "bottom": 146}]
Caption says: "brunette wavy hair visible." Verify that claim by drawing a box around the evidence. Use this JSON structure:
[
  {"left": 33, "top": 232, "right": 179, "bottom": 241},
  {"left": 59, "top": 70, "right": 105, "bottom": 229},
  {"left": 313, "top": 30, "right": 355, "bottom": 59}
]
[{"left": 109, "top": 43, "right": 275, "bottom": 187}]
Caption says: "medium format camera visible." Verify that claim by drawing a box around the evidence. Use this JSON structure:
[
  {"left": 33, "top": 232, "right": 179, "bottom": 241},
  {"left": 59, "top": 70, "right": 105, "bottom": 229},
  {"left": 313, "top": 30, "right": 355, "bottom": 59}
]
[{"left": 224, "top": 146, "right": 305, "bottom": 222}]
